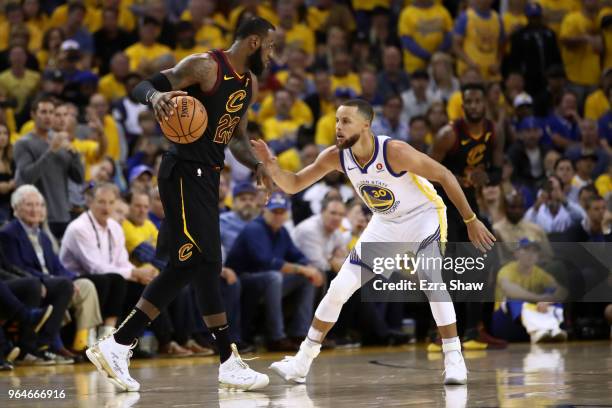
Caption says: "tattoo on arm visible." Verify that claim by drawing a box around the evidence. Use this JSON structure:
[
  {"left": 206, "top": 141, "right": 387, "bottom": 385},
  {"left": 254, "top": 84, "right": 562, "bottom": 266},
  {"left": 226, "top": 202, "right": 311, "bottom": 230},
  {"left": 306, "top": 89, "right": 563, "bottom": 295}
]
[{"left": 161, "top": 54, "right": 217, "bottom": 91}]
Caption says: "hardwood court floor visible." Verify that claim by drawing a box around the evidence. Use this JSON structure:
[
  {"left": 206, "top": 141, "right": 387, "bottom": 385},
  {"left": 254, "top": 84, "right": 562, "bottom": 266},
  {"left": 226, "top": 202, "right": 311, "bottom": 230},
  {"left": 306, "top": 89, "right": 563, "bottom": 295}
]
[{"left": 1, "top": 341, "right": 611, "bottom": 407}]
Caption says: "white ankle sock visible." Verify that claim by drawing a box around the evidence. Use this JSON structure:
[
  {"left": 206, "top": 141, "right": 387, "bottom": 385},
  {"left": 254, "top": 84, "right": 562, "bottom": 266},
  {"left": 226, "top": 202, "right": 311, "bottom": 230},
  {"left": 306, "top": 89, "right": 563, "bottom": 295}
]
[
  {"left": 304, "top": 337, "right": 321, "bottom": 350},
  {"left": 442, "top": 336, "right": 461, "bottom": 353}
]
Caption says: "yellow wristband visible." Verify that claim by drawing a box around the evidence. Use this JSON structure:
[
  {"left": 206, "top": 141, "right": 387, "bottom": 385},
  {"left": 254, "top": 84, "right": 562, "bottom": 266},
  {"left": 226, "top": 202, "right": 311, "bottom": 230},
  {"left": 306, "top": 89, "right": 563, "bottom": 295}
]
[{"left": 463, "top": 214, "right": 477, "bottom": 224}]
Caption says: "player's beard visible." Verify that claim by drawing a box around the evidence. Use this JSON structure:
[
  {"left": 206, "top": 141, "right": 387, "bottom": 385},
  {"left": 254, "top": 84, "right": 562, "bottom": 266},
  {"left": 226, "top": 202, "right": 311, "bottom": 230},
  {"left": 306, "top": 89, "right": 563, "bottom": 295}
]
[
  {"left": 336, "top": 132, "right": 360, "bottom": 150},
  {"left": 464, "top": 110, "right": 485, "bottom": 124},
  {"left": 247, "top": 46, "right": 264, "bottom": 76}
]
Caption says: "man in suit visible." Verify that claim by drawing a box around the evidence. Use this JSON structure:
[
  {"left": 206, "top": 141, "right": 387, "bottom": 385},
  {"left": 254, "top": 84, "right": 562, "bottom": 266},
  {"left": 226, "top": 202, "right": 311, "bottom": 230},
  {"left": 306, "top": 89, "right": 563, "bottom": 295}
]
[{"left": 0, "top": 185, "right": 102, "bottom": 359}]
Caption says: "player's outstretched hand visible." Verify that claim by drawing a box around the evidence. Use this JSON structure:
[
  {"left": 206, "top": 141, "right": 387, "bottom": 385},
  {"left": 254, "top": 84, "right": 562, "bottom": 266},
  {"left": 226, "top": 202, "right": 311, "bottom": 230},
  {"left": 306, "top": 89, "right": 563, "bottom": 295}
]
[
  {"left": 467, "top": 219, "right": 496, "bottom": 253},
  {"left": 250, "top": 139, "right": 275, "bottom": 164},
  {"left": 151, "top": 90, "right": 188, "bottom": 122}
]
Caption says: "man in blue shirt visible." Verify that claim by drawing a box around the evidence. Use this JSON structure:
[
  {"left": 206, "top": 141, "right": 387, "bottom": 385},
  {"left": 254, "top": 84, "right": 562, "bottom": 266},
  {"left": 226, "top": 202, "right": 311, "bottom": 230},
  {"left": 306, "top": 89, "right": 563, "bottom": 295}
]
[
  {"left": 226, "top": 192, "right": 322, "bottom": 352},
  {"left": 220, "top": 182, "right": 260, "bottom": 254}
]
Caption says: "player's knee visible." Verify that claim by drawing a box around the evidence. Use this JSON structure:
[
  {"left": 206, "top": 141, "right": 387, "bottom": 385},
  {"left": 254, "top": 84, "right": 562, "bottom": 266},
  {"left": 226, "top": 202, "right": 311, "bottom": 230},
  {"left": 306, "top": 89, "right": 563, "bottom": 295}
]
[{"left": 327, "top": 275, "right": 357, "bottom": 306}]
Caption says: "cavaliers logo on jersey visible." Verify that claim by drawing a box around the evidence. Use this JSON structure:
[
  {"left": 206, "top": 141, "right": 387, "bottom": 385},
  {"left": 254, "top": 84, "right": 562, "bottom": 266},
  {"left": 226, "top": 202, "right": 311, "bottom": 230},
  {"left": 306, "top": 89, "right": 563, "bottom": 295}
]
[
  {"left": 226, "top": 90, "right": 247, "bottom": 113},
  {"left": 359, "top": 184, "right": 396, "bottom": 212},
  {"left": 466, "top": 144, "right": 487, "bottom": 166}
]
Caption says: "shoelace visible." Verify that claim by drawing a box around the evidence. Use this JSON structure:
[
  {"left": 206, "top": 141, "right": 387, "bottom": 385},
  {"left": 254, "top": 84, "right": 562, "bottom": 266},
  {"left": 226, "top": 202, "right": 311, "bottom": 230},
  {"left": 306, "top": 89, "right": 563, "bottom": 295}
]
[{"left": 126, "top": 339, "right": 138, "bottom": 368}]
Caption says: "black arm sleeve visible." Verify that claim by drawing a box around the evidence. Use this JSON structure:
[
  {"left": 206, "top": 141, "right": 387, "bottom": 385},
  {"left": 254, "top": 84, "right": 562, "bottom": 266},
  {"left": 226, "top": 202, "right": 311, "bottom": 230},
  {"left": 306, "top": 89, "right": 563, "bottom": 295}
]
[{"left": 131, "top": 73, "right": 173, "bottom": 105}]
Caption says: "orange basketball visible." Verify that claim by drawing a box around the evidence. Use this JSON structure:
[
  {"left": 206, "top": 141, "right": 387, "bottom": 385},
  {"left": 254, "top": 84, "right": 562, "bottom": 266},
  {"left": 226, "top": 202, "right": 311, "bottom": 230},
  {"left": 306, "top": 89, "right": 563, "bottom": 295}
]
[{"left": 159, "top": 95, "right": 207, "bottom": 144}]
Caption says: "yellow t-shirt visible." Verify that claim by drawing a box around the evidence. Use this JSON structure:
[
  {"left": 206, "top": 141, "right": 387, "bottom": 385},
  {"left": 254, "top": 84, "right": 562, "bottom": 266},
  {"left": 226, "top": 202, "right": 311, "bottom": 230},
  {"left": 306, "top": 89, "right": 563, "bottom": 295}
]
[
  {"left": 447, "top": 91, "right": 463, "bottom": 121},
  {"left": 180, "top": 9, "right": 231, "bottom": 32},
  {"left": 125, "top": 42, "right": 173, "bottom": 72},
  {"left": 278, "top": 148, "right": 302, "bottom": 172},
  {"left": 228, "top": 5, "right": 279, "bottom": 30},
  {"left": 0, "top": 70, "right": 41, "bottom": 114},
  {"left": 104, "top": 115, "right": 121, "bottom": 161},
  {"left": 331, "top": 73, "right": 362, "bottom": 95},
  {"left": 397, "top": 4, "right": 453, "bottom": 73},
  {"left": 595, "top": 173, "right": 612, "bottom": 197},
  {"left": 71, "top": 138, "right": 99, "bottom": 181},
  {"left": 257, "top": 95, "right": 313, "bottom": 127},
  {"left": 173, "top": 45, "right": 210, "bottom": 64},
  {"left": 49, "top": 4, "right": 102, "bottom": 32},
  {"left": 503, "top": 11, "right": 527, "bottom": 37},
  {"left": 195, "top": 25, "right": 227, "bottom": 50},
  {"left": 262, "top": 117, "right": 301, "bottom": 141},
  {"left": 285, "top": 23, "right": 316, "bottom": 56},
  {"left": 457, "top": 8, "right": 502, "bottom": 81},
  {"left": 560, "top": 11, "right": 601, "bottom": 86},
  {"left": 584, "top": 89, "right": 610, "bottom": 120},
  {"left": 600, "top": 7, "right": 612, "bottom": 71},
  {"left": 19, "top": 120, "right": 34, "bottom": 138},
  {"left": 536, "top": 0, "right": 581, "bottom": 36},
  {"left": 495, "top": 261, "right": 555, "bottom": 301},
  {"left": 99, "top": 74, "right": 126, "bottom": 103},
  {"left": 315, "top": 112, "right": 336, "bottom": 147},
  {"left": 307, "top": 6, "right": 330, "bottom": 32},
  {"left": 352, "top": 0, "right": 391, "bottom": 11},
  {"left": 0, "top": 21, "right": 43, "bottom": 52},
  {"left": 122, "top": 219, "right": 158, "bottom": 255}
]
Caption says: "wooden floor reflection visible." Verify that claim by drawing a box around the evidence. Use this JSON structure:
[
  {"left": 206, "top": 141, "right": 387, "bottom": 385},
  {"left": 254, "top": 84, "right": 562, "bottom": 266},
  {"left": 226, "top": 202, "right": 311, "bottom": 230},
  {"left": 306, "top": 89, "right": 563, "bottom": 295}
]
[{"left": 1, "top": 341, "right": 611, "bottom": 407}]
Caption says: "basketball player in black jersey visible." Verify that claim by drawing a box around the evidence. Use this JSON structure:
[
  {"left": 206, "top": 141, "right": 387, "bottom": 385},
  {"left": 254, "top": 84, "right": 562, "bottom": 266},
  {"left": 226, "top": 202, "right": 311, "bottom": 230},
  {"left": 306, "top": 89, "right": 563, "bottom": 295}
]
[
  {"left": 431, "top": 82, "right": 506, "bottom": 351},
  {"left": 86, "top": 17, "right": 275, "bottom": 392}
]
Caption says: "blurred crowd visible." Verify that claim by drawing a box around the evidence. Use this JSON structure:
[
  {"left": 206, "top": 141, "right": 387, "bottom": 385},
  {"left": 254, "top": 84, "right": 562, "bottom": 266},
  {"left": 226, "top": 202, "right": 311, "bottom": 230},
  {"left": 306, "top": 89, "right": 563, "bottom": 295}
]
[{"left": 1, "top": 0, "right": 612, "bottom": 370}]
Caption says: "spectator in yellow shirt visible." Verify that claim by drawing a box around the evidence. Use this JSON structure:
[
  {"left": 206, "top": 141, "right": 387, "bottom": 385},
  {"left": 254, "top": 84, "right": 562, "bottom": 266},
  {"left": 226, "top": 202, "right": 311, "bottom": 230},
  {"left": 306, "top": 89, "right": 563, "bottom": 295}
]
[
  {"left": 37, "top": 27, "right": 65, "bottom": 70},
  {"left": 584, "top": 69, "right": 612, "bottom": 120},
  {"left": 173, "top": 21, "right": 209, "bottom": 63},
  {"left": 537, "top": 0, "right": 581, "bottom": 36},
  {"left": 560, "top": 0, "right": 602, "bottom": 99},
  {"left": 330, "top": 50, "right": 362, "bottom": 95},
  {"left": 276, "top": 2, "right": 315, "bottom": 61},
  {"left": 124, "top": 16, "right": 173, "bottom": 74},
  {"left": 595, "top": 162, "right": 612, "bottom": 197},
  {"left": 398, "top": 0, "right": 453, "bottom": 73},
  {"left": 88, "top": 93, "right": 124, "bottom": 162},
  {"left": 0, "top": 46, "right": 40, "bottom": 122},
  {"left": 262, "top": 89, "right": 302, "bottom": 172},
  {"left": 98, "top": 52, "right": 129, "bottom": 103},
  {"left": 453, "top": 1, "right": 504, "bottom": 81},
  {"left": 258, "top": 72, "right": 313, "bottom": 127}
]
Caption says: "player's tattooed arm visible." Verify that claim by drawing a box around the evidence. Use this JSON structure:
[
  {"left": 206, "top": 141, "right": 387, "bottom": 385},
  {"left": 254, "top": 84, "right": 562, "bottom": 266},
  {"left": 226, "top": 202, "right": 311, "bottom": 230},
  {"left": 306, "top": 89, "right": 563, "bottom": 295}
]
[{"left": 149, "top": 55, "right": 218, "bottom": 122}]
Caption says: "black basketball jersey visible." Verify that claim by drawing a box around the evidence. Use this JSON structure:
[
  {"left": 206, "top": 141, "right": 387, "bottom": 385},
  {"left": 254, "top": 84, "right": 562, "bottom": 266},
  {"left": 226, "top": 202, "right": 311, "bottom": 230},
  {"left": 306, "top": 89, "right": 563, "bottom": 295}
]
[
  {"left": 441, "top": 118, "right": 495, "bottom": 188},
  {"left": 169, "top": 49, "right": 252, "bottom": 167}
]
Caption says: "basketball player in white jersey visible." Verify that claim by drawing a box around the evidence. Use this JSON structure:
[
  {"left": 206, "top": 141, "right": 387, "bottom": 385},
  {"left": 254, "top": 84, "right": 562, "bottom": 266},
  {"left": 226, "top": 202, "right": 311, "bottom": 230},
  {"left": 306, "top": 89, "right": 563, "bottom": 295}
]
[{"left": 251, "top": 99, "right": 495, "bottom": 385}]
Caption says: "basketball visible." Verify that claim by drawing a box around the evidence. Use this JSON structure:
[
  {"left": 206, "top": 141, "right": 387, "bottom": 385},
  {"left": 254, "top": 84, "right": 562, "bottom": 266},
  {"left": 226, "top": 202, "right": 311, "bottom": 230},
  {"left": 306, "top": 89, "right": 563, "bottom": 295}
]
[{"left": 159, "top": 95, "right": 207, "bottom": 144}]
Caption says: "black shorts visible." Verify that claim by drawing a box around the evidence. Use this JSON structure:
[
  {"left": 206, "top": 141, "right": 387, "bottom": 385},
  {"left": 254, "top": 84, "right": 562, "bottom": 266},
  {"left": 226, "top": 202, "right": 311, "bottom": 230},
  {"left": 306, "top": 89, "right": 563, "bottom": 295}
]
[{"left": 156, "top": 153, "right": 221, "bottom": 267}]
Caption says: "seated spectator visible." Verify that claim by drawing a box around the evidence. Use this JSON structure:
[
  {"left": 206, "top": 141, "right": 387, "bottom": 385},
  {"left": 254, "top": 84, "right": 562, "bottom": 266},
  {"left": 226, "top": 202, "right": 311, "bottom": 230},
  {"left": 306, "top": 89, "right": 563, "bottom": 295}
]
[
  {"left": 566, "top": 119, "right": 609, "bottom": 178},
  {"left": 571, "top": 153, "right": 598, "bottom": 193},
  {"left": 377, "top": 46, "right": 410, "bottom": 98},
  {"left": 292, "top": 197, "right": 348, "bottom": 279},
  {"left": 0, "top": 45, "right": 40, "bottom": 123},
  {"left": 0, "top": 185, "right": 78, "bottom": 363},
  {"left": 359, "top": 68, "right": 385, "bottom": 112},
  {"left": 524, "top": 176, "right": 574, "bottom": 233},
  {"left": 533, "top": 65, "right": 567, "bottom": 118},
  {"left": 542, "top": 90, "right": 581, "bottom": 150},
  {"left": 37, "top": 28, "right": 65, "bottom": 71},
  {"left": 564, "top": 195, "right": 612, "bottom": 242},
  {"left": 371, "top": 94, "right": 408, "bottom": 142},
  {"left": 111, "top": 72, "right": 148, "bottom": 144},
  {"left": 94, "top": 9, "right": 136, "bottom": 77},
  {"left": 507, "top": 116, "right": 548, "bottom": 191},
  {"left": 595, "top": 162, "right": 612, "bottom": 199},
  {"left": 89, "top": 92, "right": 125, "bottom": 163},
  {"left": 428, "top": 52, "right": 459, "bottom": 102},
  {"left": 401, "top": 69, "right": 434, "bottom": 123},
  {"left": 330, "top": 50, "right": 361, "bottom": 95},
  {"left": 0, "top": 265, "right": 54, "bottom": 366},
  {"left": 500, "top": 157, "right": 536, "bottom": 209},
  {"left": 220, "top": 183, "right": 260, "bottom": 255},
  {"left": 304, "top": 69, "right": 334, "bottom": 125},
  {"left": 302, "top": 171, "right": 354, "bottom": 215},
  {"left": 124, "top": 16, "right": 172, "bottom": 74},
  {"left": 408, "top": 115, "right": 431, "bottom": 153},
  {"left": 492, "top": 239, "right": 567, "bottom": 343},
  {"left": 128, "top": 165, "right": 154, "bottom": 193},
  {"left": 554, "top": 157, "right": 581, "bottom": 204},
  {"left": 585, "top": 69, "right": 612, "bottom": 121},
  {"left": 226, "top": 192, "right": 323, "bottom": 352},
  {"left": 258, "top": 72, "right": 313, "bottom": 128},
  {"left": 59, "top": 183, "right": 169, "bottom": 355}
]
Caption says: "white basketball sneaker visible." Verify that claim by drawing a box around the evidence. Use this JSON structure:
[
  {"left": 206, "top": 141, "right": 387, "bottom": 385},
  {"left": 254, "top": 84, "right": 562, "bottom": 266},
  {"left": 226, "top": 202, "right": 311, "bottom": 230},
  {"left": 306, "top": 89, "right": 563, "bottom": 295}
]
[
  {"left": 269, "top": 340, "right": 321, "bottom": 383},
  {"left": 218, "top": 344, "right": 269, "bottom": 391},
  {"left": 86, "top": 335, "right": 140, "bottom": 392},
  {"left": 443, "top": 341, "right": 467, "bottom": 385}
]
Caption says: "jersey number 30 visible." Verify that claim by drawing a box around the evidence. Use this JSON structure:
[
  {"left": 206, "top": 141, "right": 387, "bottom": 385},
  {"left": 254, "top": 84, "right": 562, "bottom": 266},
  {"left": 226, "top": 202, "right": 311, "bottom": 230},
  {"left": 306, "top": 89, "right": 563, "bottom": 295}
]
[{"left": 213, "top": 113, "right": 240, "bottom": 144}]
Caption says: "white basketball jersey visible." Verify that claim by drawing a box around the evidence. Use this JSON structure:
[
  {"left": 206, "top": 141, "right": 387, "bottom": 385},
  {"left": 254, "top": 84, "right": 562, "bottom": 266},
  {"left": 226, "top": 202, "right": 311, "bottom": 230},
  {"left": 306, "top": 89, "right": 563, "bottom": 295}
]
[{"left": 340, "top": 135, "right": 445, "bottom": 219}]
